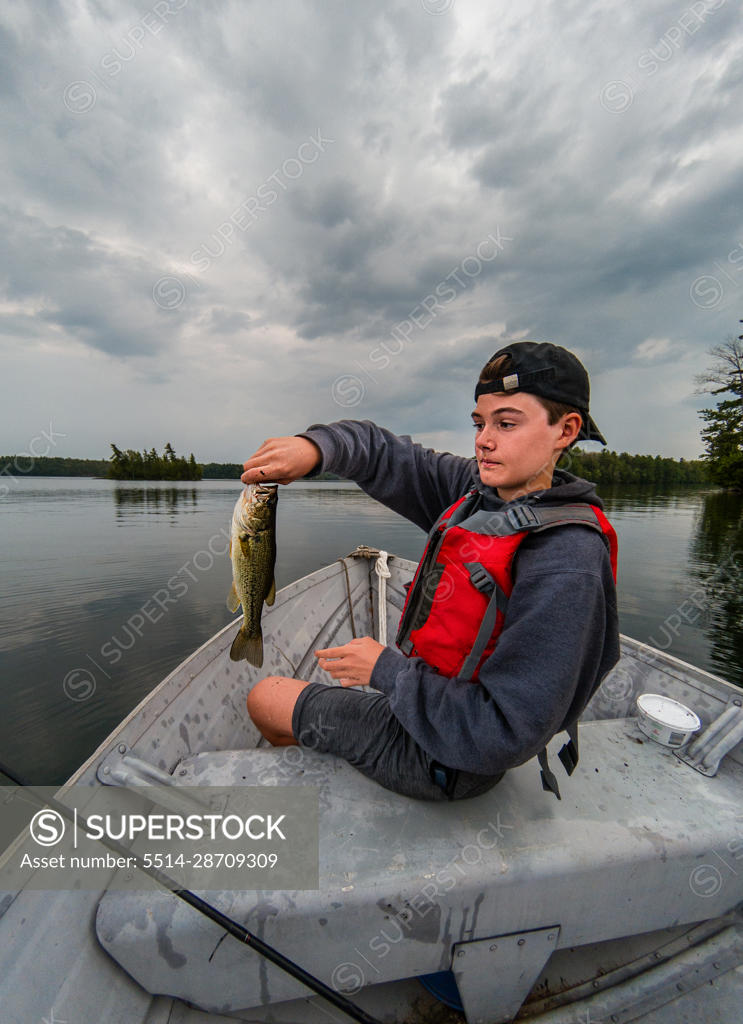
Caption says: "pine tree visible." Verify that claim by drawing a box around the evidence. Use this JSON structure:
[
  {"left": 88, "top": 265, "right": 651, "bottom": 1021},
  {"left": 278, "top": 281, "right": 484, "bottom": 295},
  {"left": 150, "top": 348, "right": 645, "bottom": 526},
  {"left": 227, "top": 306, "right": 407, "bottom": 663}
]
[
  {"left": 109, "top": 443, "right": 125, "bottom": 479},
  {"left": 696, "top": 332, "right": 743, "bottom": 492},
  {"left": 188, "top": 453, "right": 202, "bottom": 480},
  {"left": 699, "top": 399, "right": 743, "bottom": 490}
]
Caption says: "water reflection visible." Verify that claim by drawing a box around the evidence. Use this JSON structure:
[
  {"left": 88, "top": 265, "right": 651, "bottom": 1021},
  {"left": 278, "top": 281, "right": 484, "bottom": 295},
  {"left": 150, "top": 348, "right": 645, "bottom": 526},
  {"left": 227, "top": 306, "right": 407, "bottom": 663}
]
[
  {"left": 688, "top": 490, "right": 743, "bottom": 687},
  {"left": 114, "top": 487, "right": 199, "bottom": 514},
  {"left": 600, "top": 483, "right": 704, "bottom": 513}
]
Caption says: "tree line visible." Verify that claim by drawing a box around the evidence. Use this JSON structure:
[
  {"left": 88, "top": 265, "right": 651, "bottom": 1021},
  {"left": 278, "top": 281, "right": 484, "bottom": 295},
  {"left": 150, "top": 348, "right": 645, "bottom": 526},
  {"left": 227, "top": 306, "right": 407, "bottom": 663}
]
[
  {"left": 0, "top": 456, "right": 109, "bottom": 477},
  {"left": 562, "top": 449, "right": 708, "bottom": 486}
]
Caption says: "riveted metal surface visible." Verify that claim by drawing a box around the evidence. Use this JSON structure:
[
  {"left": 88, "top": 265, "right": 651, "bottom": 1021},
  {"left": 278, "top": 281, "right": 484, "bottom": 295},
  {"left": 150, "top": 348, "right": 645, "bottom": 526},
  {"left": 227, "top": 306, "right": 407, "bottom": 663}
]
[{"left": 452, "top": 927, "right": 559, "bottom": 1023}]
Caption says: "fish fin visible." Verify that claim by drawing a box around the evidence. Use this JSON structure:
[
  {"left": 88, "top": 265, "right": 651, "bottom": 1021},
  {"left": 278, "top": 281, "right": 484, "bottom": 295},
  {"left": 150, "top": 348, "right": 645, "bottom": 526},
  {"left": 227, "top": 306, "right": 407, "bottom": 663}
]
[
  {"left": 226, "top": 581, "right": 241, "bottom": 613},
  {"left": 230, "top": 626, "right": 263, "bottom": 667},
  {"left": 265, "top": 576, "right": 276, "bottom": 606}
]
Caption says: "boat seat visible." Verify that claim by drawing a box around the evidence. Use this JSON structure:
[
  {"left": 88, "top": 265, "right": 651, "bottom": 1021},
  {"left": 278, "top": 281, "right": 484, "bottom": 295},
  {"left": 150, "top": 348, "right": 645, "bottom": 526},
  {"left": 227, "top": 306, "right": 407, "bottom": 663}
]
[{"left": 96, "top": 715, "right": 743, "bottom": 1017}]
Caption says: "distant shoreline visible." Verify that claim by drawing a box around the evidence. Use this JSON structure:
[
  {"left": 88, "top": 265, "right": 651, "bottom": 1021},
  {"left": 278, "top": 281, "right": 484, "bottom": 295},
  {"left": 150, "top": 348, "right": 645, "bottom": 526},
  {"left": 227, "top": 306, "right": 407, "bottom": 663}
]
[
  {"left": 33, "top": 474, "right": 345, "bottom": 481},
  {"left": 1, "top": 452, "right": 707, "bottom": 486},
  {"left": 0, "top": 455, "right": 342, "bottom": 482}
]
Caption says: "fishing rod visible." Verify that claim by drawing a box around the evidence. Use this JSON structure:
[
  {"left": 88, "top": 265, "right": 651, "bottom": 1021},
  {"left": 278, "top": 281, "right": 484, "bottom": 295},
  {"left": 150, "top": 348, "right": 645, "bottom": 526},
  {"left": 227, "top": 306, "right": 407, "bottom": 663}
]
[{"left": 0, "top": 759, "right": 382, "bottom": 1024}]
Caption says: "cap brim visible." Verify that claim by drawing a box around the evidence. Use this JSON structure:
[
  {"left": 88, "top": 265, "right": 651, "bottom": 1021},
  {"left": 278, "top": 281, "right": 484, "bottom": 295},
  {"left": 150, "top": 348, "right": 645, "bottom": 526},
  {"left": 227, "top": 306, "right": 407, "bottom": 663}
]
[{"left": 577, "top": 412, "right": 607, "bottom": 446}]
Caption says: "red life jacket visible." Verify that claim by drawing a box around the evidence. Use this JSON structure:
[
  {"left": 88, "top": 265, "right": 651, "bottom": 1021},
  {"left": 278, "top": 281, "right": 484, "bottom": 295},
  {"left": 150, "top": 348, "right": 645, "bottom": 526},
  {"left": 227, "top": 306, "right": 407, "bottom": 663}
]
[{"left": 395, "top": 488, "right": 618, "bottom": 798}]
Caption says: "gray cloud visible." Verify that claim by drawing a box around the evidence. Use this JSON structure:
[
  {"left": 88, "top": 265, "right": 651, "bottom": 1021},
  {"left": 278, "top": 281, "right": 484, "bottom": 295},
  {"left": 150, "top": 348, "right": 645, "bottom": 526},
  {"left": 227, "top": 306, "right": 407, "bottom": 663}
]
[
  {"left": 0, "top": 204, "right": 205, "bottom": 358},
  {"left": 206, "top": 307, "right": 252, "bottom": 333}
]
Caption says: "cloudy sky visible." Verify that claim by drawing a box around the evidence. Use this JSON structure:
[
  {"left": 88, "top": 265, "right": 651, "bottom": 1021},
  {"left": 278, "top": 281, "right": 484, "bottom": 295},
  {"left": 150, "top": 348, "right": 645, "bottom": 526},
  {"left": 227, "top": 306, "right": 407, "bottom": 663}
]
[{"left": 1, "top": 0, "right": 742, "bottom": 464}]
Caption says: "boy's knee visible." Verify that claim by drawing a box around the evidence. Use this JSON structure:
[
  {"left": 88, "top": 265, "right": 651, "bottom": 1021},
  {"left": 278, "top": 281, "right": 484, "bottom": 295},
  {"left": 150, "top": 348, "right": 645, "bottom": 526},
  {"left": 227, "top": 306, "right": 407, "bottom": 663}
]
[{"left": 246, "top": 675, "right": 284, "bottom": 718}]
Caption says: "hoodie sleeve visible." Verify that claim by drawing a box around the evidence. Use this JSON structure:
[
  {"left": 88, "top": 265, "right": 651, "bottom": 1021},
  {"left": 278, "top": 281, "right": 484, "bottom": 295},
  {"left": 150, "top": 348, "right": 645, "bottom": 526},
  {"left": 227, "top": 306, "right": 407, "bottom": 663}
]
[
  {"left": 296, "top": 419, "right": 477, "bottom": 532},
  {"left": 368, "top": 525, "right": 620, "bottom": 774}
]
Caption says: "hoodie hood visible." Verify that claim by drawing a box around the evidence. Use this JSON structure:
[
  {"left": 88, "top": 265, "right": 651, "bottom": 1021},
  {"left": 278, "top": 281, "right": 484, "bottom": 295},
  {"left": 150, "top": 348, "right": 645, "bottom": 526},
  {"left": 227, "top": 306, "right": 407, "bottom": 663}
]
[{"left": 474, "top": 466, "right": 604, "bottom": 512}]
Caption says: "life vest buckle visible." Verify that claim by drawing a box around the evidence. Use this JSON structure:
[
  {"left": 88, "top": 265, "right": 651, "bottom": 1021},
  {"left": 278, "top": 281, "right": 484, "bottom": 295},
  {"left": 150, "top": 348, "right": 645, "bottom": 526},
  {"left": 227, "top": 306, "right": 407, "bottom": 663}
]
[
  {"left": 506, "top": 504, "right": 540, "bottom": 530},
  {"left": 464, "top": 562, "right": 496, "bottom": 597}
]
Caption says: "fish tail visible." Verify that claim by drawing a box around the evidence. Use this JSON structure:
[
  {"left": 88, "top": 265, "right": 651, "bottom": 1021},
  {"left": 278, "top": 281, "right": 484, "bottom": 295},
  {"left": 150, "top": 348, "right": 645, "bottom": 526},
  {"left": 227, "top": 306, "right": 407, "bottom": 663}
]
[{"left": 230, "top": 625, "right": 264, "bottom": 667}]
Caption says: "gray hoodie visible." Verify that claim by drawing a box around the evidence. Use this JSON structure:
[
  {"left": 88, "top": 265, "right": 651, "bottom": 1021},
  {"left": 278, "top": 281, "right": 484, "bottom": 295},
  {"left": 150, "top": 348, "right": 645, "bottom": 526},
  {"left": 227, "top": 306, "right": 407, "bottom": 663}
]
[{"left": 297, "top": 419, "right": 620, "bottom": 776}]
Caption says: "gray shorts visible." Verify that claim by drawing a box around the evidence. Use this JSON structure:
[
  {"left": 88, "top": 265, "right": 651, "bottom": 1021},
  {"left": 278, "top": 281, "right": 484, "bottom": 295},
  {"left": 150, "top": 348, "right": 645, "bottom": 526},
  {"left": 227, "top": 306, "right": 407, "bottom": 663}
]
[{"left": 291, "top": 682, "right": 505, "bottom": 801}]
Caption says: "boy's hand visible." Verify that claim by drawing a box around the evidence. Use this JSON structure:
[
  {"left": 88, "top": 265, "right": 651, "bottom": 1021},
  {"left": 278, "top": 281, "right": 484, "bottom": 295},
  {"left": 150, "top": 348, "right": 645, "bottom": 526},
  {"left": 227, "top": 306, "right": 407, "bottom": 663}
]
[
  {"left": 315, "top": 637, "right": 386, "bottom": 687},
  {"left": 241, "top": 436, "right": 321, "bottom": 485}
]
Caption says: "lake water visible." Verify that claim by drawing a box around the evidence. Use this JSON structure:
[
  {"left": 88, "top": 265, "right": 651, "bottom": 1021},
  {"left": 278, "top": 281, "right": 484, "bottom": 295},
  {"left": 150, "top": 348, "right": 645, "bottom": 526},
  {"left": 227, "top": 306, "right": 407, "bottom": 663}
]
[{"left": 1, "top": 477, "right": 741, "bottom": 785}]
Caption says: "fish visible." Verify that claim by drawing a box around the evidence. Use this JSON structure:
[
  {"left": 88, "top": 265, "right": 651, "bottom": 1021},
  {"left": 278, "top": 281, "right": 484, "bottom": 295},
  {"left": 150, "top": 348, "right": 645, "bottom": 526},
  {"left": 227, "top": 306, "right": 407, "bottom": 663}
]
[{"left": 227, "top": 482, "right": 278, "bottom": 666}]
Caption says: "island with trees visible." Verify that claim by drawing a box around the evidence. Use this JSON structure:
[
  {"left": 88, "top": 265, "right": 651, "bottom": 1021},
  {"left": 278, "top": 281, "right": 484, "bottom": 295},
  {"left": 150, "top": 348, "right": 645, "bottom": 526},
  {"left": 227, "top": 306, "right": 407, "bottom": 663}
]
[{"left": 108, "top": 443, "right": 202, "bottom": 481}]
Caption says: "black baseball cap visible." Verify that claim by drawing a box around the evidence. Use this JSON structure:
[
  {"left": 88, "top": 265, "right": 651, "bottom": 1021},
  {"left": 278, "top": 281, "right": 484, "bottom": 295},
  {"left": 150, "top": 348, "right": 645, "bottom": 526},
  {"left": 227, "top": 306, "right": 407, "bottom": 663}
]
[{"left": 474, "top": 341, "right": 607, "bottom": 445}]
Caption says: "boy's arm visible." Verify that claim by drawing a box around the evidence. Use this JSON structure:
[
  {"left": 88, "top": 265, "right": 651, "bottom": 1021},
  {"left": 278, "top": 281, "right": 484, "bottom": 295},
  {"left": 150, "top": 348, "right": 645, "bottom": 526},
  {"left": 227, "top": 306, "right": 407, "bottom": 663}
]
[
  {"left": 368, "top": 527, "right": 620, "bottom": 775},
  {"left": 296, "top": 419, "right": 477, "bottom": 532}
]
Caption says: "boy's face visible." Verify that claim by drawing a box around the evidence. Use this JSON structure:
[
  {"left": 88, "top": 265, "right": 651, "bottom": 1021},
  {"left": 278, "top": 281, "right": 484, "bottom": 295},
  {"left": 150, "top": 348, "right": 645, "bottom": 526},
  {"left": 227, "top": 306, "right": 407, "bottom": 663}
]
[{"left": 471, "top": 391, "right": 580, "bottom": 501}]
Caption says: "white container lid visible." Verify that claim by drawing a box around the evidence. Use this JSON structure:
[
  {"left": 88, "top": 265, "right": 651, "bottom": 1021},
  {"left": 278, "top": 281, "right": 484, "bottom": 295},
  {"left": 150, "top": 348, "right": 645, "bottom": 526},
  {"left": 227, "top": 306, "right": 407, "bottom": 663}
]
[{"left": 637, "top": 693, "right": 701, "bottom": 731}]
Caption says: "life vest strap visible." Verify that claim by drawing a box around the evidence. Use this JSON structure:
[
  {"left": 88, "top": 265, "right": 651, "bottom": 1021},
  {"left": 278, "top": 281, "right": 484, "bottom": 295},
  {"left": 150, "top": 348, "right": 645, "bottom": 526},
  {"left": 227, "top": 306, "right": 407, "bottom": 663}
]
[
  {"left": 558, "top": 721, "right": 579, "bottom": 776},
  {"left": 456, "top": 502, "right": 605, "bottom": 539},
  {"left": 537, "top": 748, "right": 561, "bottom": 800},
  {"left": 520, "top": 504, "right": 604, "bottom": 534},
  {"left": 536, "top": 722, "right": 580, "bottom": 800},
  {"left": 459, "top": 573, "right": 510, "bottom": 680}
]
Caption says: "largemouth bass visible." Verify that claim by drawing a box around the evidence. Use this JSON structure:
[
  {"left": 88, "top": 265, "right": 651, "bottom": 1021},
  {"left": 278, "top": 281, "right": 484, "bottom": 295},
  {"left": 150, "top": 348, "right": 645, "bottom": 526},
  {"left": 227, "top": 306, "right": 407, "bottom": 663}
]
[{"left": 227, "top": 482, "right": 278, "bottom": 666}]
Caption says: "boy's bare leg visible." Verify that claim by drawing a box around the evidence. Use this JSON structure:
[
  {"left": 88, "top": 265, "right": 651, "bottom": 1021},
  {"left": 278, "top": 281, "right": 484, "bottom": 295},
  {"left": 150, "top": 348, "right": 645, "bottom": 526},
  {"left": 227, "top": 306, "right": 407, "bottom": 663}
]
[{"left": 247, "top": 676, "right": 313, "bottom": 746}]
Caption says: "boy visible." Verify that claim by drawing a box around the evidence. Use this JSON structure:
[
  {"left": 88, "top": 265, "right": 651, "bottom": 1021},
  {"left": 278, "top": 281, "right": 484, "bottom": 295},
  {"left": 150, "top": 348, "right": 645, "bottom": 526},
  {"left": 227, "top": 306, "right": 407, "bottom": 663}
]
[{"left": 241, "top": 342, "right": 620, "bottom": 801}]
